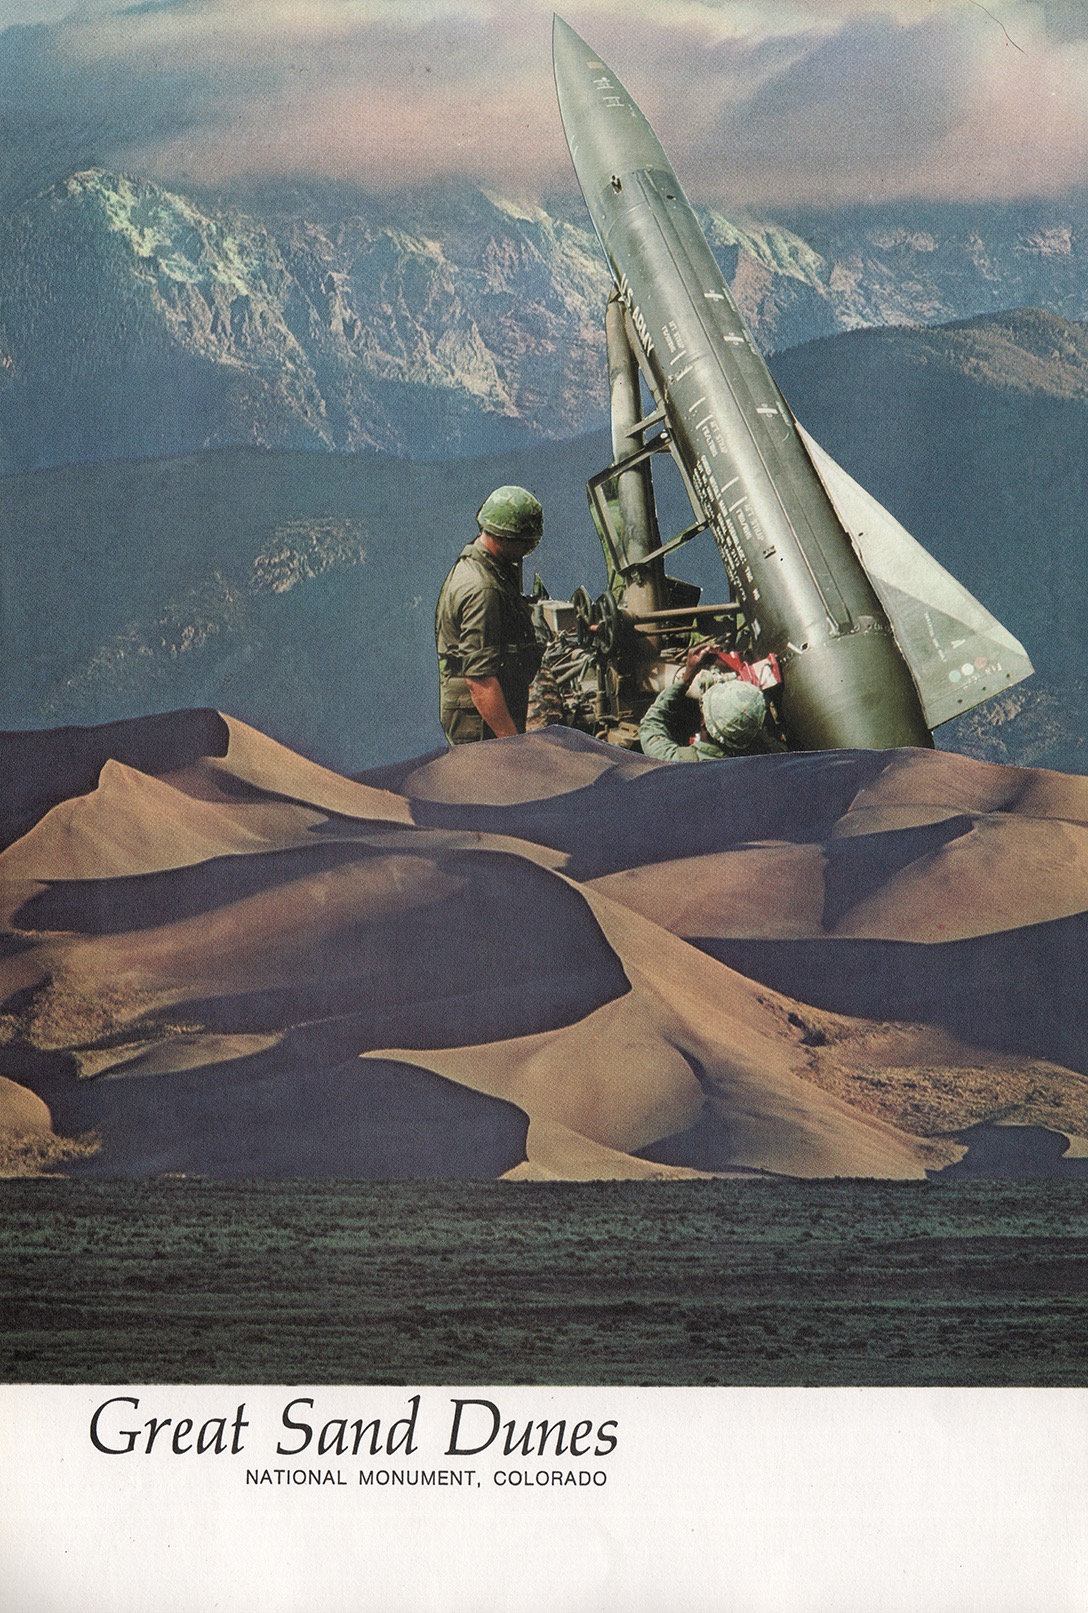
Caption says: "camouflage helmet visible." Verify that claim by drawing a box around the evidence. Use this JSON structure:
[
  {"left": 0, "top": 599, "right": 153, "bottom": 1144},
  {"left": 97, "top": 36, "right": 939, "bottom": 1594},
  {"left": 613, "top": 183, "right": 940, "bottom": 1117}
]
[
  {"left": 701, "top": 677, "right": 767, "bottom": 753},
  {"left": 477, "top": 485, "right": 544, "bottom": 543}
]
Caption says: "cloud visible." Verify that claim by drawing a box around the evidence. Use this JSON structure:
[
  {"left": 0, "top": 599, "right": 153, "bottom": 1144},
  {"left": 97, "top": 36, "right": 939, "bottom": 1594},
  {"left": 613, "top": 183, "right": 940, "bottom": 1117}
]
[{"left": 2, "top": 0, "right": 1087, "bottom": 208}]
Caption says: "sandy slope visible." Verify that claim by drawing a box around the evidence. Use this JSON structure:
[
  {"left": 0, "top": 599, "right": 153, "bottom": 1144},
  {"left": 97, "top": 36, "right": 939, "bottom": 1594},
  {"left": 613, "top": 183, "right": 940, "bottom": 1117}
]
[
  {"left": 1, "top": 715, "right": 1086, "bottom": 1179},
  {"left": 588, "top": 817, "right": 1088, "bottom": 942},
  {"left": 371, "top": 877, "right": 942, "bottom": 1179},
  {"left": 588, "top": 746, "right": 1088, "bottom": 943}
]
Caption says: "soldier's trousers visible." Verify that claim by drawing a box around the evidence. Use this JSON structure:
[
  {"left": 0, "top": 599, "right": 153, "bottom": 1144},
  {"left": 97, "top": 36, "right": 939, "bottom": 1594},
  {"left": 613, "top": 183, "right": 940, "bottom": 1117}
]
[{"left": 441, "top": 706, "right": 497, "bottom": 745}]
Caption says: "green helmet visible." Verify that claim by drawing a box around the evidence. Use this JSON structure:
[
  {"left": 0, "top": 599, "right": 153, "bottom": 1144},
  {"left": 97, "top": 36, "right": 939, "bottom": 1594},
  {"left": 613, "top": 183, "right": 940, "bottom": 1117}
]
[
  {"left": 701, "top": 677, "right": 767, "bottom": 753},
  {"left": 477, "top": 485, "right": 544, "bottom": 542}
]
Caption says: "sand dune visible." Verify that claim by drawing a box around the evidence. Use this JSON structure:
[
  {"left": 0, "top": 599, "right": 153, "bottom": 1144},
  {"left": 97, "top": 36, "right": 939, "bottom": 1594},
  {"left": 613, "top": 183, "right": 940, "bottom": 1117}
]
[
  {"left": 2, "top": 713, "right": 1086, "bottom": 1180},
  {"left": 590, "top": 844, "right": 828, "bottom": 941},
  {"left": 590, "top": 812, "right": 1088, "bottom": 942},
  {"left": 0, "top": 758, "right": 326, "bottom": 883},
  {"left": 399, "top": 725, "right": 651, "bottom": 807}
]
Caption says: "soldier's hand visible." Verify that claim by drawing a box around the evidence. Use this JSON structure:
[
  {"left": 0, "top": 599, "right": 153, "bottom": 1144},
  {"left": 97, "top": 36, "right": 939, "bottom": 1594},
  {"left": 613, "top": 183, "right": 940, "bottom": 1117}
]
[{"left": 682, "top": 642, "right": 721, "bottom": 685}]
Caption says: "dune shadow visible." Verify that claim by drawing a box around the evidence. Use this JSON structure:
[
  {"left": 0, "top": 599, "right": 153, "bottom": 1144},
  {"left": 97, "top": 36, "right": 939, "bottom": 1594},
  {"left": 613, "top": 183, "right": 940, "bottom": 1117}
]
[
  {"left": 354, "top": 746, "right": 449, "bottom": 791},
  {"left": 702, "top": 913, "right": 1088, "bottom": 1075},
  {"left": 7, "top": 850, "right": 632, "bottom": 1068},
  {"left": 57, "top": 1054, "right": 529, "bottom": 1180},
  {"left": 928, "top": 1123, "right": 1088, "bottom": 1180},
  {"left": 635, "top": 1109, "right": 767, "bottom": 1175},
  {"left": 0, "top": 710, "right": 229, "bottom": 849},
  {"left": 14, "top": 835, "right": 416, "bottom": 935},
  {"left": 821, "top": 815, "right": 975, "bottom": 930},
  {"left": 410, "top": 747, "right": 895, "bottom": 878}
]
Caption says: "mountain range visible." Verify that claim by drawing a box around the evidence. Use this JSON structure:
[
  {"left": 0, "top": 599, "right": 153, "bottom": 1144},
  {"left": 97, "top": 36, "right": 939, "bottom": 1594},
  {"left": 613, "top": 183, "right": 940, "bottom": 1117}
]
[
  {"left": 3, "top": 171, "right": 1088, "bottom": 470},
  {"left": 2, "top": 306, "right": 1085, "bottom": 773},
  {"left": 3, "top": 160, "right": 1086, "bottom": 771}
]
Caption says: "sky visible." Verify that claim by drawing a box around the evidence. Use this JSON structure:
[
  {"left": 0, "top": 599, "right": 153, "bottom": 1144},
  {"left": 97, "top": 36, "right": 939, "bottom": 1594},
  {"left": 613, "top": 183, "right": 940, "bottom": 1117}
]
[{"left": 1, "top": 0, "right": 1087, "bottom": 209}]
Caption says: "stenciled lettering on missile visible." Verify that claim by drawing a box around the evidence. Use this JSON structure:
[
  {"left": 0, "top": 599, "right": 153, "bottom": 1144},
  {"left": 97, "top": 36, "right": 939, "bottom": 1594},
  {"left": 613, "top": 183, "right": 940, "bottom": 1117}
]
[
  {"left": 694, "top": 459, "right": 725, "bottom": 515},
  {"left": 660, "top": 320, "right": 686, "bottom": 359},
  {"left": 692, "top": 460, "right": 751, "bottom": 604},
  {"left": 730, "top": 494, "right": 767, "bottom": 555},
  {"left": 693, "top": 456, "right": 716, "bottom": 513},
  {"left": 704, "top": 459, "right": 756, "bottom": 587},
  {"left": 711, "top": 518, "right": 743, "bottom": 578},
  {"left": 591, "top": 73, "right": 625, "bottom": 109},
  {"left": 616, "top": 273, "right": 654, "bottom": 357},
  {"left": 698, "top": 462, "right": 731, "bottom": 505},
  {"left": 695, "top": 414, "right": 726, "bottom": 458}
]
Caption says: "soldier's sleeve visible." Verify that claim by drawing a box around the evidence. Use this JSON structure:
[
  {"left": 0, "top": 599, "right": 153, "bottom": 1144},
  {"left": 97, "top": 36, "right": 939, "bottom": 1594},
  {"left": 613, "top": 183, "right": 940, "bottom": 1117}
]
[
  {"left": 457, "top": 580, "right": 505, "bottom": 680},
  {"left": 639, "top": 685, "right": 700, "bottom": 763}
]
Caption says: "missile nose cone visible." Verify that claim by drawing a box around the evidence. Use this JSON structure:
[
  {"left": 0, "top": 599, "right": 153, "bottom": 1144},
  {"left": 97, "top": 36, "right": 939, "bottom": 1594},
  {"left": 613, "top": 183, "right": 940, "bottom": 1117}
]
[
  {"left": 552, "top": 17, "right": 674, "bottom": 205},
  {"left": 552, "top": 14, "right": 592, "bottom": 131},
  {"left": 551, "top": 14, "right": 584, "bottom": 66}
]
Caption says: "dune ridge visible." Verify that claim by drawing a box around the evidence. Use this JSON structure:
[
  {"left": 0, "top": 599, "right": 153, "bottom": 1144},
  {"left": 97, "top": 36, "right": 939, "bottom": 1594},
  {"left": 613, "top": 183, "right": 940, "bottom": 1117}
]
[{"left": 1, "top": 713, "right": 1086, "bottom": 1180}]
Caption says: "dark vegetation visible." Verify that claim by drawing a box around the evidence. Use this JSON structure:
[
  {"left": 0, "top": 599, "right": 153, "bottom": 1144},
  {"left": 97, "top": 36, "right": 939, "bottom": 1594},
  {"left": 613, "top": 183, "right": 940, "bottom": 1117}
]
[{"left": 3, "top": 1178, "right": 1087, "bottom": 1386}]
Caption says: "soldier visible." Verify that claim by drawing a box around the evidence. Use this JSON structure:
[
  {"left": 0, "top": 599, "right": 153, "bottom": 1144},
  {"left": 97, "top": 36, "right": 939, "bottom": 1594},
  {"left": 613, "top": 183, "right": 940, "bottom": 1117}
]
[
  {"left": 435, "top": 485, "right": 545, "bottom": 745},
  {"left": 640, "top": 643, "right": 783, "bottom": 762}
]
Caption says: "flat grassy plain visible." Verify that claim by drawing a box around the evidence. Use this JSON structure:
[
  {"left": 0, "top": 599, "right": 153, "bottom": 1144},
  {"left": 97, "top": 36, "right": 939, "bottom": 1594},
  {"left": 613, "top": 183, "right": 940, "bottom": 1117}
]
[{"left": 2, "top": 1178, "right": 1086, "bottom": 1385}]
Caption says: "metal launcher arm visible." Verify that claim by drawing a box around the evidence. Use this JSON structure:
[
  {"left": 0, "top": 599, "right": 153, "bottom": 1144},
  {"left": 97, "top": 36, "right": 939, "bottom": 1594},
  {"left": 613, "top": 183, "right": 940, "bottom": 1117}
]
[
  {"left": 601, "top": 288, "right": 668, "bottom": 618},
  {"left": 540, "top": 288, "right": 750, "bottom": 750},
  {"left": 590, "top": 290, "right": 738, "bottom": 652}
]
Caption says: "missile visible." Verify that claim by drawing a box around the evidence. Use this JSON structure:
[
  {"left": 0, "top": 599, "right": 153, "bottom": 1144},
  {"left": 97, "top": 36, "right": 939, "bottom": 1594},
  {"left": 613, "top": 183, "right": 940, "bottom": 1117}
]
[{"left": 552, "top": 15, "right": 1032, "bottom": 750}]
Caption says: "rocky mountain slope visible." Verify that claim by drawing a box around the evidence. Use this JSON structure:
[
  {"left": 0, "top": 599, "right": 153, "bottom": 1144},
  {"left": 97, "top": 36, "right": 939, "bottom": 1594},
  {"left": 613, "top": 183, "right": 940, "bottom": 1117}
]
[
  {"left": 0, "top": 173, "right": 605, "bottom": 469},
  {"left": 2, "top": 308, "right": 1085, "bottom": 773},
  {"left": 2, "top": 170, "right": 1087, "bottom": 470}
]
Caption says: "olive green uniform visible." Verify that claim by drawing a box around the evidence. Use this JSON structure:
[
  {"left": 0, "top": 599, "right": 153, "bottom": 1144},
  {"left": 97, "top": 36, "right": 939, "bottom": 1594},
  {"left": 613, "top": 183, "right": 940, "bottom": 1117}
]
[
  {"left": 639, "top": 681, "right": 783, "bottom": 762},
  {"left": 639, "top": 683, "right": 731, "bottom": 762},
  {"left": 435, "top": 541, "right": 542, "bottom": 744}
]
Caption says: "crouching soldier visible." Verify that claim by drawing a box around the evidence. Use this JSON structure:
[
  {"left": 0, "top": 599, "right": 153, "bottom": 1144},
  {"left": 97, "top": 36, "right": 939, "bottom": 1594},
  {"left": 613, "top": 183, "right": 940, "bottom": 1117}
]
[{"left": 640, "top": 643, "right": 784, "bottom": 761}]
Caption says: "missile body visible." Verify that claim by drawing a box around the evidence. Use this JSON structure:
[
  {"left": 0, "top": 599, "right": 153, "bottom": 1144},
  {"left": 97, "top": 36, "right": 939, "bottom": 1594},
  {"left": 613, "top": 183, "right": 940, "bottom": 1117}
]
[{"left": 553, "top": 16, "right": 934, "bottom": 749}]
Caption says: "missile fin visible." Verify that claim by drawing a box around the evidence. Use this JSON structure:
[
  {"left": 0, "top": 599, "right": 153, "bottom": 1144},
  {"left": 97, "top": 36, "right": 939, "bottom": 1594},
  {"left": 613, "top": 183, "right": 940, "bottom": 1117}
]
[{"left": 796, "top": 424, "right": 1034, "bottom": 728}]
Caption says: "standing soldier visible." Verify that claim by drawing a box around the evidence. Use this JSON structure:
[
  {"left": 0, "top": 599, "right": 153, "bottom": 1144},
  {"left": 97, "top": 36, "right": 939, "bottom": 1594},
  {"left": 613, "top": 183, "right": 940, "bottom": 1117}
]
[{"left": 435, "top": 486, "right": 545, "bottom": 744}]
